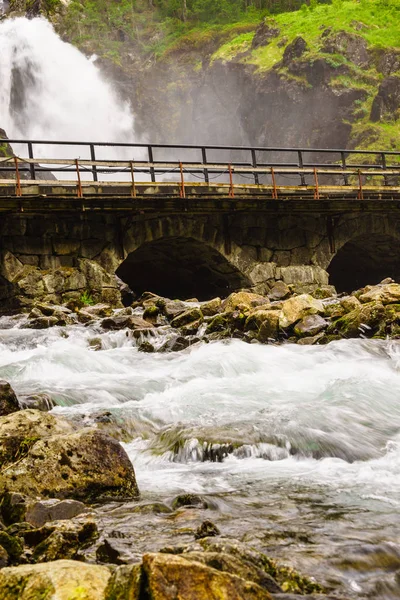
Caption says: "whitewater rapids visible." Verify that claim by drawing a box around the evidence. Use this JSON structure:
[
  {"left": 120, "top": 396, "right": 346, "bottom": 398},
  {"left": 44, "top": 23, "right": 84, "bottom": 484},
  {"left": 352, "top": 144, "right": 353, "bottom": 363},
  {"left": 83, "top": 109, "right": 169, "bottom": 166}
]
[{"left": 0, "top": 316, "right": 399, "bottom": 597}]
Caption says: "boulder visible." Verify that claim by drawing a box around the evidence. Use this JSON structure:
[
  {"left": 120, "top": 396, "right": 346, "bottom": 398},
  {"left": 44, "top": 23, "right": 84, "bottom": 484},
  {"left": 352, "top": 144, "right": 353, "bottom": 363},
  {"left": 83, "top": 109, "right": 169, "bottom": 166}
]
[
  {"left": 198, "top": 539, "right": 324, "bottom": 595},
  {"left": 0, "top": 409, "right": 74, "bottom": 467},
  {"left": 359, "top": 283, "right": 400, "bottom": 305},
  {"left": 370, "top": 76, "right": 400, "bottom": 122},
  {"left": 279, "top": 295, "right": 324, "bottom": 329},
  {"left": 245, "top": 308, "right": 277, "bottom": 331},
  {"left": 181, "top": 551, "right": 281, "bottom": 594},
  {"left": 201, "top": 297, "right": 222, "bottom": 317},
  {"left": 221, "top": 292, "right": 268, "bottom": 313},
  {"left": 282, "top": 37, "right": 308, "bottom": 65},
  {"left": 0, "top": 381, "right": 20, "bottom": 416},
  {"left": 101, "top": 315, "right": 153, "bottom": 331},
  {"left": 252, "top": 20, "right": 280, "bottom": 49},
  {"left": 24, "top": 519, "right": 98, "bottom": 563},
  {"left": 340, "top": 296, "right": 361, "bottom": 312},
  {"left": 163, "top": 300, "right": 188, "bottom": 319},
  {"left": 1, "top": 429, "right": 139, "bottom": 501},
  {"left": 258, "top": 312, "right": 281, "bottom": 342},
  {"left": 0, "top": 560, "right": 111, "bottom": 600},
  {"left": 1, "top": 492, "right": 89, "bottom": 527},
  {"left": 18, "top": 393, "right": 55, "bottom": 412},
  {"left": 322, "top": 30, "right": 369, "bottom": 67},
  {"left": 268, "top": 281, "right": 291, "bottom": 301},
  {"left": 330, "top": 301, "right": 386, "bottom": 338},
  {"left": 171, "top": 307, "right": 203, "bottom": 328},
  {"left": 294, "top": 315, "right": 328, "bottom": 338},
  {"left": 142, "top": 553, "right": 272, "bottom": 600}
]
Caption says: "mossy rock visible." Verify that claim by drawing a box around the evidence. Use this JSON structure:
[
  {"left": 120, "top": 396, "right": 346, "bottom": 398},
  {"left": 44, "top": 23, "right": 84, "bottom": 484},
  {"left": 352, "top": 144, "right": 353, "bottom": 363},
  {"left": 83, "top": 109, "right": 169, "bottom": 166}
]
[
  {"left": 0, "top": 560, "right": 111, "bottom": 600},
  {"left": 1, "top": 430, "right": 139, "bottom": 502}
]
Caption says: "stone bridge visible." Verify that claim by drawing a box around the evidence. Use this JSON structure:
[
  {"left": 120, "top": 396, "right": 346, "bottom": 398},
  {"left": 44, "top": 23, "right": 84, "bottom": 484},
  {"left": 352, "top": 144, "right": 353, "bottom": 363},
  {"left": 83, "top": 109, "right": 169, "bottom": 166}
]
[{"left": 0, "top": 139, "right": 399, "bottom": 308}]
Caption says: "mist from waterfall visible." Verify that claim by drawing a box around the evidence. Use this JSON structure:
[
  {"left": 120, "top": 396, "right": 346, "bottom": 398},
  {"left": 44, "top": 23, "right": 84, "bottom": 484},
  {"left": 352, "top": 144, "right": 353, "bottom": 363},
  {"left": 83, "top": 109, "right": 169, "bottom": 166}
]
[{"left": 0, "top": 17, "right": 135, "bottom": 160}]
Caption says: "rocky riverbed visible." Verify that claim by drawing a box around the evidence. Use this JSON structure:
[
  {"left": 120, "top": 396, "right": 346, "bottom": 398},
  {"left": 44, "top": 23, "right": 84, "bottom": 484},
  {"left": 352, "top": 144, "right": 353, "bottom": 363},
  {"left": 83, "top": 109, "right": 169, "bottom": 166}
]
[{"left": 0, "top": 280, "right": 399, "bottom": 598}]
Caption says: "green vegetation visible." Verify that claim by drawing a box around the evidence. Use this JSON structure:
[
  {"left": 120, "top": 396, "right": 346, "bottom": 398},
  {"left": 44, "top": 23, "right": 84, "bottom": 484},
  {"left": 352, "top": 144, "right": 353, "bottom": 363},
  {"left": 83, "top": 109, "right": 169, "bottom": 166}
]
[
  {"left": 62, "top": 0, "right": 399, "bottom": 152},
  {"left": 80, "top": 291, "right": 95, "bottom": 306}
]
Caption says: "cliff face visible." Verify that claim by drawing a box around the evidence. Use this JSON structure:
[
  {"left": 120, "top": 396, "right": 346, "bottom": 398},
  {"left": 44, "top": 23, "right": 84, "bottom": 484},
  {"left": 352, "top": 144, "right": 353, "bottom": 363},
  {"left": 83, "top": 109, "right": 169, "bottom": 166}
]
[{"left": 3, "top": 0, "right": 400, "bottom": 151}]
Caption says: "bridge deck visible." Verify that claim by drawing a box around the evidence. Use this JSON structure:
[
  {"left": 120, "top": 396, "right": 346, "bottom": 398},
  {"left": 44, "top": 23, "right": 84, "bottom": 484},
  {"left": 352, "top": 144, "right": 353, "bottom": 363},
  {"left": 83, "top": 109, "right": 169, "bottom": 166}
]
[{"left": 0, "top": 140, "right": 399, "bottom": 213}]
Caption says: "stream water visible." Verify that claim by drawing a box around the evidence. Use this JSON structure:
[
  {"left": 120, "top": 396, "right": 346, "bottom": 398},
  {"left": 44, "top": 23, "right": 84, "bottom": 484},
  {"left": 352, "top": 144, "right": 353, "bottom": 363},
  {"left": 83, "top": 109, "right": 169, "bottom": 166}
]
[{"left": 0, "top": 316, "right": 399, "bottom": 598}]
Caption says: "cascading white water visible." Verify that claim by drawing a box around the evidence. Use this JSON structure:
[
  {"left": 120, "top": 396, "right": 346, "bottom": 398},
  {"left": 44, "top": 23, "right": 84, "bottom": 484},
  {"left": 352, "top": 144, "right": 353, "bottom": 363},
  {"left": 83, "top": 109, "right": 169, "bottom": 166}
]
[{"left": 0, "top": 17, "right": 135, "bottom": 159}]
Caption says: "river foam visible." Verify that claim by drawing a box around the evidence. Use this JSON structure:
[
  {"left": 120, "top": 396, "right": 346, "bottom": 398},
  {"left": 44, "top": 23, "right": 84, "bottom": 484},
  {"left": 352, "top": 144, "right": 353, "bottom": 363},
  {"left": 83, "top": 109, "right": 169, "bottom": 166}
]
[{"left": 0, "top": 319, "right": 399, "bottom": 595}]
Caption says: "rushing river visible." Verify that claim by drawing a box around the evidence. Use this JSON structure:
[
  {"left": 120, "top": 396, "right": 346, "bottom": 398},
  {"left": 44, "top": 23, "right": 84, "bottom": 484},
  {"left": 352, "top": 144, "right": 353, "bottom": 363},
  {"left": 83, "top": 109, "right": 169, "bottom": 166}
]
[{"left": 0, "top": 315, "right": 399, "bottom": 598}]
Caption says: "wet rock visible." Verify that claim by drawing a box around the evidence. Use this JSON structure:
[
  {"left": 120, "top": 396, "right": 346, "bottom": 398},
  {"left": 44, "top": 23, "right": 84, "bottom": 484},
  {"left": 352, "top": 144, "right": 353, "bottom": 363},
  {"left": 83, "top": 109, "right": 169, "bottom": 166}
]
[
  {"left": 340, "top": 295, "right": 361, "bottom": 312},
  {"left": 282, "top": 36, "right": 308, "bottom": 65},
  {"left": 257, "top": 311, "right": 280, "bottom": 342},
  {"left": 24, "top": 519, "right": 98, "bottom": 563},
  {"left": 329, "top": 301, "right": 386, "bottom": 338},
  {"left": 359, "top": 283, "right": 400, "bottom": 305},
  {"left": 24, "top": 316, "right": 60, "bottom": 329},
  {"left": 279, "top": 294, "right": 324, "bottom": 329},
  {"left": 245, "top": 308, "right": 277, "bottom": 332},
  {"left": 1, "top": 429, "right": 139, "bottom": 501},
  {"left": 96, "top": 538, "right": 125, "bottom": 565},
  {"left": 370, "top": 76, "right": 400, "bottom": 122},
  {"left": 296, "top": 332, "right": 325, "bottom": 345},
  {"left": 105, "top": 564, "right": 142, "bottom": 599},
  {"left": 195, "top": 520, "right": 220, "bottom": 540},
  {"left": 138, "top": 340, "right": 155, "bottom": 353},
  {"left": 142, "top": 552, "right": 272, "bottom": 600},
  {"left": 172, "top": 494, "right": 207, "bottom": 511},
  {"left": 0, "top": 409, "right": 74, "bottom": 467},
  {"left": 312, "top": 285, "right": 337, "bottom": 299},
  {"left": 170, "top": 307, "right": 203, "bottom": 328},
  {"left": 268, "top": 281, "right": 291, "bottom": 301},
  {"left": 24, "top": 499, "right": 90, "bottom": 528},
  {"left": 143, "top": 304, "right": 160, "bottom": 323},
  {"left": 221, "top": 292, "right": 268, "bottom": 313},
  {"left": 0, "top": 530, "right": 23, "bottom": 564},
  {"left": 182, "top": 551, "right": 282, "bottom": 594},
  {"left": 0, "top": 381, "right": 20, "bottom": 416},
  {"left": 0, "top": 544, "right": 8, "bottom": 567},
  {"left": 252, "top": 20, "right": 280, "bottom": 49},
  {"left": 201, "top": 297, "right": 222, "bottom": 317},
  {"left": 80, "top": 303, "right": 112, "bottom": 318},
  {"left": 163, "top": 299, "right": 188, "bottom": 319},
  {"left": 88, "top": 337, "right": 102, "bottom": 351},
  {"left": 101, "top": 314, "right": 153, "bottom": 331},
  {"left": 18, "top": 393, "right": 55, "bottom": 412},
  {"left": 199, "top": 539, "right": 324, "bottom": 595},
  {"left": 0, "top": 560, "right": 111, "bottom": 600},
  {"left": 158, "top": 336, "right": 190, "bottom": 353},
  {"left": 294, "top": 314, "right": 328, "bottom": 338}
]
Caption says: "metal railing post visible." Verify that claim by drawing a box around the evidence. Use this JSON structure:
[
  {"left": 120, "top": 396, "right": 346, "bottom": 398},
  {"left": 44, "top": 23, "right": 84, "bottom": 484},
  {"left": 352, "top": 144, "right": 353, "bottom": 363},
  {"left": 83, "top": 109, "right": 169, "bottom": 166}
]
[
  {"left": 381, "top": 152, "right": 388, "bottom": 186},
  {"left": 341, "top": 151, "right": 349, "bottom": 185},
  {"left": 251, "top": 149, "right": 259, "bottom": 185},
  {"left": 298, "top": 150, "right": 306, "bottom": 186},
  {"left": 27, "top": 142, "right": 36, "bottom": 180},
  {"left": 201, "top": 147, "right": 209, "bottom": 184},
  {"left": 148, "top": 145, "right": 156, "bottom": 183},
  {"left": 90, "top": 144, "right": 98, "bottom": 182}
]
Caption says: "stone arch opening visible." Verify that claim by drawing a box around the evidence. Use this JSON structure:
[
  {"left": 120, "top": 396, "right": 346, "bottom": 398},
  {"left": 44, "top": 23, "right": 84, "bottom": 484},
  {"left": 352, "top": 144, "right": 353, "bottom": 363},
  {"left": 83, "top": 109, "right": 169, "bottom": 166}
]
[
  {"left": 328, "top": 234, "right": 400, "bottom": 293},
  {"left": 116, "top": 237, "right": 251, "bottom": 301}
]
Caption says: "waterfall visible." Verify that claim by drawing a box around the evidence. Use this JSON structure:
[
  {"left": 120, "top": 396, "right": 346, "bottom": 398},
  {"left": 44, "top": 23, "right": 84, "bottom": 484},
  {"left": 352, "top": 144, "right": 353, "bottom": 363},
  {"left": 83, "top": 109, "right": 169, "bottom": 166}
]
[{"left": 0, "top": 17, "right": 135, "bottom": 160}]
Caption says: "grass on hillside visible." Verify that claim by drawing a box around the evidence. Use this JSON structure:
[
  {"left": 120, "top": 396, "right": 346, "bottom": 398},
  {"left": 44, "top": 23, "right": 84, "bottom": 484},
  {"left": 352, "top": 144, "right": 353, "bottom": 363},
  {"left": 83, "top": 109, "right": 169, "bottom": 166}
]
[{"left": 211, "top": 0, "right": 400, "bottom": 69}]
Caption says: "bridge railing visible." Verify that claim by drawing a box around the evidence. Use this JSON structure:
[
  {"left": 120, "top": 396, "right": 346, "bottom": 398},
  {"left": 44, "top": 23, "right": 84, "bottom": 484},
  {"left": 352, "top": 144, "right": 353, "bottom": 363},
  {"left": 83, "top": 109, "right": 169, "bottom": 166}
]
[{"left": 0, "top": 140, "right": 399, "bottom": 199}]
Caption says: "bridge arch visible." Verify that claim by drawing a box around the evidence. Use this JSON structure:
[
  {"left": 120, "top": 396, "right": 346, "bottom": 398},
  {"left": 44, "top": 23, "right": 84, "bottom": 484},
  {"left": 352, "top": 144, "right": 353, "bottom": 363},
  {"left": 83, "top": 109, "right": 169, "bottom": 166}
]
[
  {"left": 116, "top": 236, "right": 252, "bottom": 301},
  {"left": 328, "top": 232, "right": 400, "bottom": 293}
]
